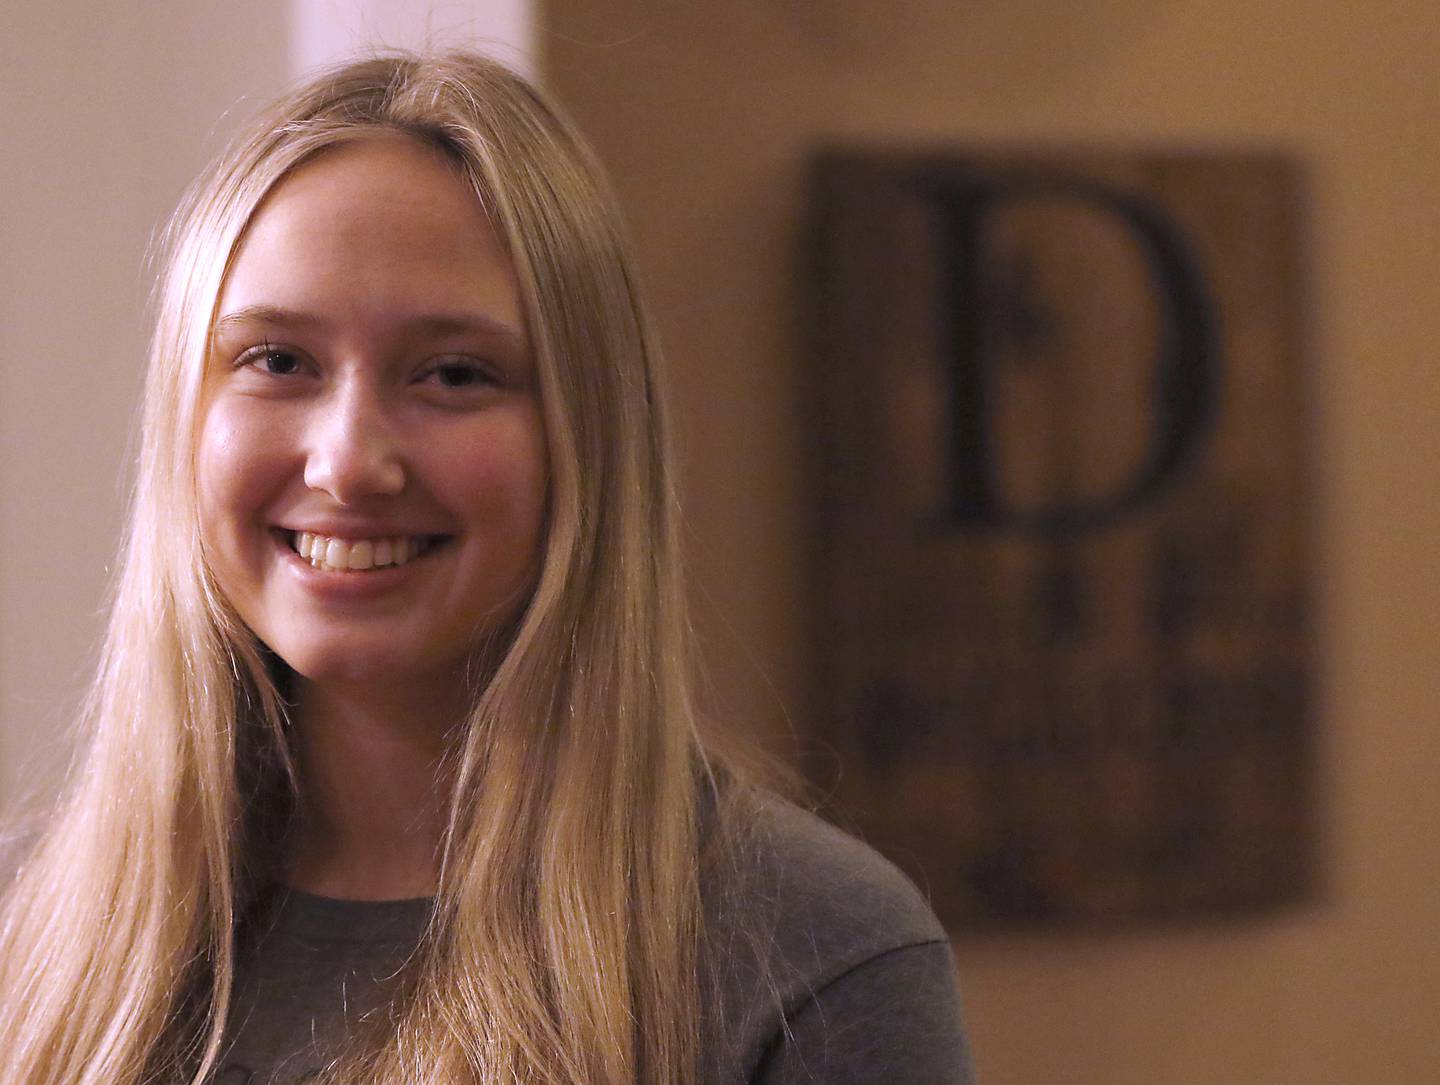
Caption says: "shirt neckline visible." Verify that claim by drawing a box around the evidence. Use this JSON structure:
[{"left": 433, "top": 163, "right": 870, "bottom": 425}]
[{"left": 257, "top": 883, "right": 435, "bottom": 945}]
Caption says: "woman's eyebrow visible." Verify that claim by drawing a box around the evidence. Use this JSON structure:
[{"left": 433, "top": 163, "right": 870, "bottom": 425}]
[
  {"left": 212, "top": 304, "right": 323, "bottom": 338},
  {"left": 408, "top": 312, "right": 526, "bottom": 343},
  {"left": 211, "top": 305, "right": 524, "bottom": 343}
]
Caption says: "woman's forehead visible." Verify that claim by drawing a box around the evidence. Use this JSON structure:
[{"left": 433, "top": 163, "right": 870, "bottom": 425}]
[{"left": 216, "top": 137, "right": 524, "bottom": 345}]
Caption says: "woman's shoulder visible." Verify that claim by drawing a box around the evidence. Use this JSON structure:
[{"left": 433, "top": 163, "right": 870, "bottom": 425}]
[
  {"left": 702, "top": 789, "right": 946, "bottom": 959},
  {"left": 700, "top": 789, "right": 965, "bottom": 1083}
]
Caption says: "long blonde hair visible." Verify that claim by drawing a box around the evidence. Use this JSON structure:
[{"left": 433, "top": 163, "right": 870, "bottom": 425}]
[{"left": 0, "top": 51, "right": 715, "bottom": 1085}]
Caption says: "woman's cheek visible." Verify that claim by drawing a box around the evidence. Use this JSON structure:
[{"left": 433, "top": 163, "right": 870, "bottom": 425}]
[{"left": 195, "top": 395, "right": 289, "bottom": 555}]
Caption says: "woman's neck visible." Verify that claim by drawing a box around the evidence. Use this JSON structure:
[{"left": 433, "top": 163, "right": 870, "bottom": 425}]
[{"left": 282, "top": 677, "right": 465, "bottom": 901}]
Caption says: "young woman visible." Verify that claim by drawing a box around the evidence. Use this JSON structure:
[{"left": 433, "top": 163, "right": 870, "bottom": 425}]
[{"left": 0, "top": 52, "right": 972, "bottom": 1085}]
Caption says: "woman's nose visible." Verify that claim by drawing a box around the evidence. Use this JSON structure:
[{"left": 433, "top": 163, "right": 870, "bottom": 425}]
[{"left": 302, "top": 384, "right": 405, "bottom": 503}]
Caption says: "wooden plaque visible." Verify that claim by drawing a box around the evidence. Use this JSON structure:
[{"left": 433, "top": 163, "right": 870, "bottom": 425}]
[{"left": 808, "top": 150, "right": 1317, "bottom": 927}]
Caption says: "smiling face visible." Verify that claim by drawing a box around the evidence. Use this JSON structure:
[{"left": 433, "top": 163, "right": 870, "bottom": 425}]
[{"left": 196, "top": 136, "right": 549, "bottom": 698}]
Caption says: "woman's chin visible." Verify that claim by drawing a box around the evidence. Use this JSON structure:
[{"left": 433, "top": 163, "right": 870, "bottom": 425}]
[{"left": 278, "top": 644, "right": 464, "bottom": 700}]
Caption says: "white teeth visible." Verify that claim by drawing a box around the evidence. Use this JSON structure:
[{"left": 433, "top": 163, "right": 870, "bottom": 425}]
[
  {"left": 347, "top": 540, "right": 373, "bottom": 570},
  {"left": 289, "top": 532, "right": 431, "bottom": 572}
]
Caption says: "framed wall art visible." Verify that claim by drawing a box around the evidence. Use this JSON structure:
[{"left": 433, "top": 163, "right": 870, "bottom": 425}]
[{"left": 808, "top": 149, "right": 1317, "bottom": 927}]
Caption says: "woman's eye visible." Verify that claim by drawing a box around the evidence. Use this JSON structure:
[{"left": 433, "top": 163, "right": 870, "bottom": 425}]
[
  {"left": 237, "top": 345, "right": 304, "bottom": 376},
  {"left": 427, "top": 360, "right": 492, "bottom": 389}
]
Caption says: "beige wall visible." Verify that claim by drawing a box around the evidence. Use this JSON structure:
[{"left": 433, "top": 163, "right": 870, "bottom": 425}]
[
  {"left": 0, "top": 0, "right": 293, "bottom": 804},
  {"left": 542, "top": 2, "right": 1440, "bottom": 1082}
]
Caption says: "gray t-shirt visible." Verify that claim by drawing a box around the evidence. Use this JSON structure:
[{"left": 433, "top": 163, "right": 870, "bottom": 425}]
[{"left": 210, "top": 799, "right": 975, "bottom": 1083}]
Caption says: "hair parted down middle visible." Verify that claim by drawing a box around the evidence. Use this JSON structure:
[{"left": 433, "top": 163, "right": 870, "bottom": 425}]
[{"left": 0, "top": 51, "right": 728, "bottom": 1085}]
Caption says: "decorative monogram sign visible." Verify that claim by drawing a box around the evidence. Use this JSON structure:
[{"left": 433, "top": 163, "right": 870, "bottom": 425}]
[{"left": 808, "top": 151, "right": 1316, "bottom": 926}]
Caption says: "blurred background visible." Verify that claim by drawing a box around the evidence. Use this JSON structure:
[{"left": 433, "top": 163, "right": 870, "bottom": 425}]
[{"left": 2, "top": 2, "right": 1437, "bottom": 1082}]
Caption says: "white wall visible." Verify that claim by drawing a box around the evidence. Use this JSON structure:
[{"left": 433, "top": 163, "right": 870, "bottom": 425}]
[
  {"left": 292, "top": 0, "right": 534, "bottom": 77},
  {"left": 0, "top": 1, "right": 534, "bottom": 810}
]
